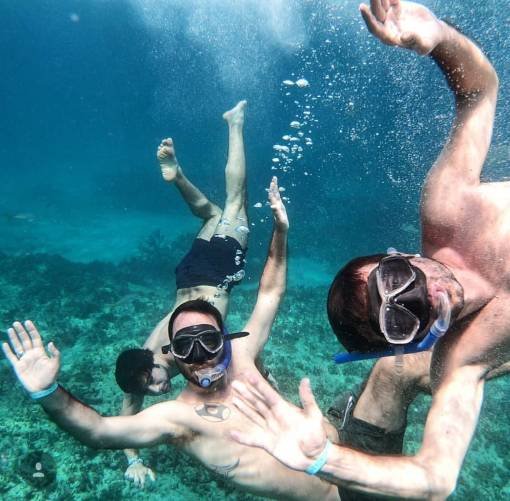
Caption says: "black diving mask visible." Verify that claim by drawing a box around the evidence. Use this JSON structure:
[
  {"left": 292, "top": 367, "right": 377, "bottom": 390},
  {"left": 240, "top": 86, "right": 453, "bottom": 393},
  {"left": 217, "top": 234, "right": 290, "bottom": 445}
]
[{"left": 162, "top": 324, "right": 249, "bottom": 364}]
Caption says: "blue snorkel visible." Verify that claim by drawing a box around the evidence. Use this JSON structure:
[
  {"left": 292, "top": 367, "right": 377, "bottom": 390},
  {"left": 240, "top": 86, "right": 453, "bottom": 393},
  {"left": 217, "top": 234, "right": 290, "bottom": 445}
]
[
  {"left": 333, "top": 291, "right": 451, "bottom": 364},
  {"left": 195, "top": 330, "right": 233, "bottom": 388}
]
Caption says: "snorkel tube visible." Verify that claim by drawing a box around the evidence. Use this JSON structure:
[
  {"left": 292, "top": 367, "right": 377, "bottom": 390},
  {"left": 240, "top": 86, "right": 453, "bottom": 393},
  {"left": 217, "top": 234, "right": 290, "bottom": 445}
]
[
  {"left": 194, "top": 333, "right": 233, "bottom": 388},
  {"left": 333, "top": 292, "right": 451, "bottom": 364}
]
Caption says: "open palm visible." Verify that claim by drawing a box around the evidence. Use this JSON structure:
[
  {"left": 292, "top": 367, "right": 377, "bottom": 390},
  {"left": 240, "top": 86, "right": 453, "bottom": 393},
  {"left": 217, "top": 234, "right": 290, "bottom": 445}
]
[
  {"left": 231, "top": 373, "right": 328, "bottom": 472},
  {"left": 360, "top": 0, "right": 444, "bottom": 55},
  {"left": 2, "top": 321, "right": 60, "bottom": 393}
]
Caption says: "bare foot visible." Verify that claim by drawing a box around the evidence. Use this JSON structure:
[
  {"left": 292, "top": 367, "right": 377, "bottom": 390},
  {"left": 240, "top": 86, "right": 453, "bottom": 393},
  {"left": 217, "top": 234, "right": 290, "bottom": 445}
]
[
  {"left": 223, "top": 100, "right": 247, "bottom": 127},
  {"left": 157, "top": 138, "right": 180, "bottom": 182}
]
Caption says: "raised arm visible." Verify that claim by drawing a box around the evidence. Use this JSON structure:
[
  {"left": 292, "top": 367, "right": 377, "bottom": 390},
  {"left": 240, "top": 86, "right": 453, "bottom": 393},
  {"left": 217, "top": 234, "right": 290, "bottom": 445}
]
[
  {"left": 2, "top": 321, "right": 188, "bottom": 450},
  {"left": 360, "top": 1, "right": 499, "bottom": 245},
  {"left": 421, "top": 17, "right": 499, "bottom": 243},
  {"left": 240, "top": 176, "right": 288, "bottom": 359}
]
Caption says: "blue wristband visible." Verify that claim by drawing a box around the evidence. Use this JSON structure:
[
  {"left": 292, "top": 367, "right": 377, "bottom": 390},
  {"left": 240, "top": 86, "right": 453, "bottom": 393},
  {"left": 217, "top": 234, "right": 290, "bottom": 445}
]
[
  {"left": 305, "top": 440, "right": 332, "bottom": 475},
  {"left": 128, "top": 457, "right": 144, "bottom": 466},
  {"left": 29, "top": 382, "right": 59, "bottom": 400}
]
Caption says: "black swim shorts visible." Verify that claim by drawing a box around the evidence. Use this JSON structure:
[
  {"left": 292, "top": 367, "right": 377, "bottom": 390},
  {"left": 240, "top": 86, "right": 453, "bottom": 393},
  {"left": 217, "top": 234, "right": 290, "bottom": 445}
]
[
  {"left": 327, "top": 392, "right": 406, "bottom": 501},
  {"left": 175, "top": 235, "right": 247, "bottom": 293}
]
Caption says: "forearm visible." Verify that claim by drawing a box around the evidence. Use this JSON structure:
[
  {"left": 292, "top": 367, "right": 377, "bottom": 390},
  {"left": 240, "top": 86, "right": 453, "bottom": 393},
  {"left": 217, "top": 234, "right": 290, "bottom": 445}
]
[
  {"left": 121, "top": 394, "right": 144, "bottom": 458},
  {"left": 41, "top": 386, "right": 106, "bottom": 448},
  {"left": 319, "top": 447, "right": 441, "bottom": 499},
  {"left": 432, "top": 22, "right": 498, "bottom": 100},
  {"left": 258, "top": 225, "right": 288, "bottom": 295}
]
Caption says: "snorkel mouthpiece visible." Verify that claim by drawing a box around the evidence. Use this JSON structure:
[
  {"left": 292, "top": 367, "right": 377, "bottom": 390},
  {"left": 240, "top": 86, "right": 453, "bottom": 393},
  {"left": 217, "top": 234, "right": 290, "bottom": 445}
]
[
  {"left": 195, "top": 338, "right": 232, "bottom": 388},
  {"left": 333, "top": 291, "right": 451, "bottom": 364}
]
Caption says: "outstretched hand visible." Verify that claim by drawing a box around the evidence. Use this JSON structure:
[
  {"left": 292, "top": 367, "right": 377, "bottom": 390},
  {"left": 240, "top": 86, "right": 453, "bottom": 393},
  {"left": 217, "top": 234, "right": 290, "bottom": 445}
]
[
  {"left": 230, "top": 372, "right": 328, "bottom": 472},
  {"left": 125, "top": 462, "right": 156, "bottom": 488},
  {"left": 268, "top": 176, "right": 289, "bottom": 232},
  {"left": 360, "top": 0, "right": 445, "bottom": 55},
  {"left": 2, "top": 321, "right": 60, "bottom": 393}
]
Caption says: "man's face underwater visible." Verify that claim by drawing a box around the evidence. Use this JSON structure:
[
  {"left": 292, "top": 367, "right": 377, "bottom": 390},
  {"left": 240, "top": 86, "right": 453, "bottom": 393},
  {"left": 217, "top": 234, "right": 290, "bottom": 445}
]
[
  {"left": 144, "top": 364, "right": 170, "bottom": 396},
  {"left": 362, "top": 255, "right": 464, "bottom": 345},
  {"left": 171, "top": 311, "right": 226, "bottom": 389}
]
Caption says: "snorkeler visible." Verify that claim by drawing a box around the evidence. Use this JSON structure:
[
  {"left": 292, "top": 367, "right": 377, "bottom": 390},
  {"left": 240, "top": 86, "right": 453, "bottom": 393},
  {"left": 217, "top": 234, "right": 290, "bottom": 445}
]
[
  {"left": 114, "top": 100, "right": 254, "bottom": 485},
  {"left": 2, "top": 178, "right": 340, "bottom": 500},
  {"left": 229, "top": 1, "right": 510, "bottom": 498}
]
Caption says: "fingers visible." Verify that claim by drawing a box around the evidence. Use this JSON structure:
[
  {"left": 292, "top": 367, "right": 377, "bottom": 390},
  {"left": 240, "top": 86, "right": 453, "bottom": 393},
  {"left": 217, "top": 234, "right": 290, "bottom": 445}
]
[
  {"left": 246, "top": 371, "right": 282, "bottom": 408},
  {"left": 47, "top": 342, "right": 60, "bottom": 361},
  {"left": 148, "top": 469, "right": 156, "bottom": 482},
  {"left": 268, "top": 176, "right": 281, "bottom": 205},
  {"left": 232, "top": 380, "right": 272, "bottom": 421},
  {"left": 299, "top": 378, "right": 322, "bottom": 418},
  {"left": 24, "top": 320, "right": 43, "bottom": 348},
  {"left": 14, "top": 321, "right": 34, "bottom": 352},
  {"left": 232, "top": 395, "right": 266, "bottom": 428},
  {"left": 359, "top": 4, "right": 386, "bottom": 40},
  {"left": 230, "top": 429, "right": 265, "bottom": 449},
  {"left": 370, "top": 0, "right": 386, "bottom": 22},
  {"left": 2, "top": 342, "right": 18, "bottom": 365},
  {"left": 6, "top": 327, "right": 23, "bottom": 357}
]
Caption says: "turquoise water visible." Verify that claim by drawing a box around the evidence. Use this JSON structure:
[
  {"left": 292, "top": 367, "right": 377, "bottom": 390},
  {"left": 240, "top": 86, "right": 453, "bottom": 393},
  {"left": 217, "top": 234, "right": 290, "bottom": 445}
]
[{"left": 0, "top": 0, "right": 509, "bottom": 499}]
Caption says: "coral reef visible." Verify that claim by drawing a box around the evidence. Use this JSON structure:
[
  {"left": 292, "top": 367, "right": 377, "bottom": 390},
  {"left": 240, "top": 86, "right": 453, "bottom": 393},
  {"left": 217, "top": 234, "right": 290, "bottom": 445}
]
[{"left": 0, "top": 250, "right": 508, "bottom": 500}]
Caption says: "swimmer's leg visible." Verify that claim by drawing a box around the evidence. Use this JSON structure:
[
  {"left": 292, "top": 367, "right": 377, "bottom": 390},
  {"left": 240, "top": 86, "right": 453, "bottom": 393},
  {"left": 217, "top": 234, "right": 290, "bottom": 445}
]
[
  {"left": 329, "top": 352, "right": 432, "bottom": 500},
  {"left": 200, "top": 101, "right": 248, "bottom": 247},
  {"left": 157, "top": 138, "right": 221, "bottom": 233},
  {"left": 351, "top": 351, "right": 432, "bottom": 432}
]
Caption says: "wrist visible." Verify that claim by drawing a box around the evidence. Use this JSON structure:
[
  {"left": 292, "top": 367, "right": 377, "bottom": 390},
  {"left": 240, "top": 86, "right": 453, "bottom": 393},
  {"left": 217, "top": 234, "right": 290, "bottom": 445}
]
[
  {"left": 305, "top": 440, "right": 332, "bottom": 475},
  {"left": 431, "top": 20, "right": 456, "bottom": 57},
  {"left": 29, "top": 382, "right": 59, "bottom": 401},
  {"left": 128, "top": 457, "right": 144, "bottom": 467}
]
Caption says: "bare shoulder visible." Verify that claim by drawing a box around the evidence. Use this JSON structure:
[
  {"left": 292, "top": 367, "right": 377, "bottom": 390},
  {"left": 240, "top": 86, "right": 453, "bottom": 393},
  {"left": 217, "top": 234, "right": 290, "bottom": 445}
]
[
  {"left": 137, "top": 399, "right": 202, "bottom": 440},
  {"left": 432, "top": 294, "right": 510, "bottom": 383}
]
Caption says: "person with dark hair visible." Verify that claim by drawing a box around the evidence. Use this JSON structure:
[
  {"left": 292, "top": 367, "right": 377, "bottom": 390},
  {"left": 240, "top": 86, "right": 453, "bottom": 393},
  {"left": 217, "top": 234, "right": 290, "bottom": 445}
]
[
  {"left": 3, "top": 178, "right": 340, "bottom": 500},
  {"left": 114, "top": 100, "right": 252, "bottom": 485},
  {"left": 229, "top": 1, "right": 510, "bottom": 498}
]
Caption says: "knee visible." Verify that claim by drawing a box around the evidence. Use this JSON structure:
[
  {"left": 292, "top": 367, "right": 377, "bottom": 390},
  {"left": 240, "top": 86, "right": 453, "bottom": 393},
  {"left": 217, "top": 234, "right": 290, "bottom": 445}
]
[
  {"left": 192, "top": 200, "right": 221, "bottom": 219},
  {"left": 225, "top": 190, "right": 245, "bottom": 209}
]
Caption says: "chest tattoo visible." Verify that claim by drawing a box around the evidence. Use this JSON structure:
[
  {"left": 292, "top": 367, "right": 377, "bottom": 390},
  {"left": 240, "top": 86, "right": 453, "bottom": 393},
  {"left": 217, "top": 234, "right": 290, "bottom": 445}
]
[
  {"left": 211, "top": 459, "right": 240, "bottom": 479},
  {"left": 195, "top": 402, "right": 231, "bottom": 422}
]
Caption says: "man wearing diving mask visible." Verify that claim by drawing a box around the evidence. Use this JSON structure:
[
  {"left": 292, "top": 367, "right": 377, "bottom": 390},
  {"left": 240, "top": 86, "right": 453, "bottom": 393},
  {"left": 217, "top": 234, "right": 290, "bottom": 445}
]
[
  {"left": 228, "top": 1, "right": 510, "bottom": 499},
  {"left": 3, "top": 178, "right": 341, "bottom": 500}
]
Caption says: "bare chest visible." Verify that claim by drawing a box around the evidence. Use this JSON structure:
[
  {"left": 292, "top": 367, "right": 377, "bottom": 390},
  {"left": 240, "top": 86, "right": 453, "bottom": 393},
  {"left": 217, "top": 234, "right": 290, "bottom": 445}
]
[{"left": 175, "top": 395, "right": 333, "bottom": 500}]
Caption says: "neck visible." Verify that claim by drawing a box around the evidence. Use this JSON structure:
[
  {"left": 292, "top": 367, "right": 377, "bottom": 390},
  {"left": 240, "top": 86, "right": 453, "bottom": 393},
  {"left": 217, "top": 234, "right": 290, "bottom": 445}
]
[{"left": 442, "top": 263, "right": 495, "bottom": 320}]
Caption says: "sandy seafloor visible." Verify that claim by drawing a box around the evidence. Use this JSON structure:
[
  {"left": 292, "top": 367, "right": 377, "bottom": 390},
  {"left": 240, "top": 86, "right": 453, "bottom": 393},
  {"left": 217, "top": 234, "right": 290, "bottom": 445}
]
[{"left": 0, "top": 213, "right": 508, "bottom": 501}]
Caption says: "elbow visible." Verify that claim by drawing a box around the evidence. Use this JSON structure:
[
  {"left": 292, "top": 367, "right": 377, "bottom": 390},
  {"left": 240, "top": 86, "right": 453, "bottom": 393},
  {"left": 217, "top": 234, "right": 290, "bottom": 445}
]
[
  {"left": 82, "top": 431, "right": 107, "bottom": 450},
  {"left": 419, "top": 459, "right": 459, "bottom": 500}
]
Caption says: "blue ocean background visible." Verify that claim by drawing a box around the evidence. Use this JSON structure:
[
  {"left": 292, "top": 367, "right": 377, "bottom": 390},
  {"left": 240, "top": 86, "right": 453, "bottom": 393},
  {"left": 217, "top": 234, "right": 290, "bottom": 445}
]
[{"left": 0, "top": 1, "right": 508, "bottom": 499}]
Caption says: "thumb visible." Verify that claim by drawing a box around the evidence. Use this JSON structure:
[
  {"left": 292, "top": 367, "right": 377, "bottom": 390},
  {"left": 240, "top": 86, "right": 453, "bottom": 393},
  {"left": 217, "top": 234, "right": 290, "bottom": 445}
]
[
  {"left": 47, "top": 342, "right": 60, "bottom": 361},
  {"left": 299, "top": 378, "right": 321, "bottom": 417}
]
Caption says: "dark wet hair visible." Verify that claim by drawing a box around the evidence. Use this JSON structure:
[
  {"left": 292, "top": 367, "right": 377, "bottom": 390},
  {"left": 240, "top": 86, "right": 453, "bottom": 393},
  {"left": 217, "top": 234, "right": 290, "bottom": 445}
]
[
  {"left": 327, "top": 254, "right": 388, "bottom": 353},
  {"left": 168, "top": 299, "right": 224, "bottom": 339},
  {"left": 115, "top": 348, "right": 154, "bottom": 394}
]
